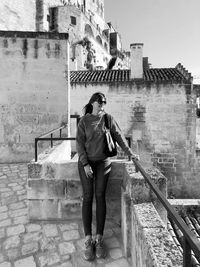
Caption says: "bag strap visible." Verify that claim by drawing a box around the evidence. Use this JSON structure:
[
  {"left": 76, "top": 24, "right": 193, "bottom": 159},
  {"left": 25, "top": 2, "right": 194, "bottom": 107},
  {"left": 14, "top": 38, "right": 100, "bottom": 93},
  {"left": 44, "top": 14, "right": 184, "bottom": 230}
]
[{"left": 104, "top": 113, "right": 110, "bottom": 129}]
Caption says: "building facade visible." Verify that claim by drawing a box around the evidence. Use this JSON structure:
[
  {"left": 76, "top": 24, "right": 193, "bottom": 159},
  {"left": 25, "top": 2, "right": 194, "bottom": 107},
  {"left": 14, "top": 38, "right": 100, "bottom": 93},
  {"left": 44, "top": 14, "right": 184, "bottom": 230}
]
[
  {"left": 0, "top": 0, "right": 130, "bottom": 70},
  {"left": 69, "top": 44, "right": 198, "bottom": 198}
]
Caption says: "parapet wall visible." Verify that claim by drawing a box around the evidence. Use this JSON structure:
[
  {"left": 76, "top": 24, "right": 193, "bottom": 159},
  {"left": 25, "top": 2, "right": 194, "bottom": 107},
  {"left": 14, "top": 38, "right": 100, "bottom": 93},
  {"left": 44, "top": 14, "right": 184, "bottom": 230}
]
[
  {"left": 130, "top": 203, "right": 182, "bottom": 266},
  {"left": 0, "top": 31, "right": 68, "bottom": 163},
  {"left": 121, "top": 163, "right": 182, "bottom": 266}
]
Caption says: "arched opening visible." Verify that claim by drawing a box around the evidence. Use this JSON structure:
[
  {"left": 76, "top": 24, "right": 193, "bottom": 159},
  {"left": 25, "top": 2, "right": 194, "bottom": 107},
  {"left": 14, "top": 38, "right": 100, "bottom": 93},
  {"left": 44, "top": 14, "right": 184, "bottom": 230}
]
[
  {"left": 104, "top": 42, "right": 108, "bottom": 51},
  {"left": 85, "top": 24, "right": 94, "bottom": 37},
  {"left": 96, "top": 35, "right": 102, "bottom": 45}
]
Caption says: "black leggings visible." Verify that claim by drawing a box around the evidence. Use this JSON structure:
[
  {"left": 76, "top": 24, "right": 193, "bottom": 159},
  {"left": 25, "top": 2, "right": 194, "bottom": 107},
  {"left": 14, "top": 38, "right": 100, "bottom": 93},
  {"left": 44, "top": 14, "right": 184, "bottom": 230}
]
[{"left": 78, "top": 158, "right": 111, "bottom": 236}]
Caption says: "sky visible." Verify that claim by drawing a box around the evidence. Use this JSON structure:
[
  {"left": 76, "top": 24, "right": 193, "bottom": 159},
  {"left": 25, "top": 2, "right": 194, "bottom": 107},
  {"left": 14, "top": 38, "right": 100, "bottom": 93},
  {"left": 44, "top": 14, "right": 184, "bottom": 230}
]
[{"left": 104, "top": 0, "right": 200, "bottom": 82}]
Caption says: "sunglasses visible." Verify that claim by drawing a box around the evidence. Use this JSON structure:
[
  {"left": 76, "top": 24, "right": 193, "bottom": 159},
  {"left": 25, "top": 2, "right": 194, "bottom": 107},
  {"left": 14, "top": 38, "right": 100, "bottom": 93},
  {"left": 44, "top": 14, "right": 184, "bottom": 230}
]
[{"left": 98, "top": 99, "right": 107, "bottom": 105}]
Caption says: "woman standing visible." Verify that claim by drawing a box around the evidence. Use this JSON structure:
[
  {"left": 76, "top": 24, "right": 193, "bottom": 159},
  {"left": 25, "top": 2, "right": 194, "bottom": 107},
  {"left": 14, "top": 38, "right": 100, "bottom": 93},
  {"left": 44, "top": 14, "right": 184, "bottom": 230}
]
[{"left": 76, "top": 92, "right": 139, "bottom": 261}]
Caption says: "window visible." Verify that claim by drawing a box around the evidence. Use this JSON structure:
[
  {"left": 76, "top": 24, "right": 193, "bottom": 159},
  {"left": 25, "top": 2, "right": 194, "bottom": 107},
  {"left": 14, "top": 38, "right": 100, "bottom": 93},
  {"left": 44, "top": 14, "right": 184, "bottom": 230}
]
[
  {"left": 71, "top": 16, "right": 76, "bottom": 25},
  {"left": 49, "top": 7, "right": 58, "bottom": 32}
]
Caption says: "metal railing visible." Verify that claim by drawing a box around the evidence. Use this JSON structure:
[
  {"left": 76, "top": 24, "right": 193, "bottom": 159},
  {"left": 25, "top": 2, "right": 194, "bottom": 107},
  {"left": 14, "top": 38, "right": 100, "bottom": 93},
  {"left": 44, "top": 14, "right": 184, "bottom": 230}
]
[
  {"left": 132, "top": 158, "right": 200, "bottom": 267},
  {"left": 34, "top": 115, "right": 80, "bottom": 162}
]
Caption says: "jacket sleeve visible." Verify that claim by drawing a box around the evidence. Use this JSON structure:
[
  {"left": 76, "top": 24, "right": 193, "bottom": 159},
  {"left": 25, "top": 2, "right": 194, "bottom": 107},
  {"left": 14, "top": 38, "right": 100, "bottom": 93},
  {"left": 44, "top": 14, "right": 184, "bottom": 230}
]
[
  {"left": 109, "top": 115, "right": 133, "bottom": 157},
  {"left": 76, "top": 118, "right": 88, "bottom": 166}
]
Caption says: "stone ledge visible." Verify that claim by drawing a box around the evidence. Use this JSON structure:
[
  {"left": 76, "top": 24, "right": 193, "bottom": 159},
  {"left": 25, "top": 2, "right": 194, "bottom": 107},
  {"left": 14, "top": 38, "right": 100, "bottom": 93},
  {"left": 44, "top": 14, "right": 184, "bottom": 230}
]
[
  {"left": 131, "top": 203, "right": 182, "bottom": 267},
  {"left": 123, "top": 162, "right": 167, "bottom": 224},
  {"left": 0, "top": 30, "right": 69, "bottom": 39}
]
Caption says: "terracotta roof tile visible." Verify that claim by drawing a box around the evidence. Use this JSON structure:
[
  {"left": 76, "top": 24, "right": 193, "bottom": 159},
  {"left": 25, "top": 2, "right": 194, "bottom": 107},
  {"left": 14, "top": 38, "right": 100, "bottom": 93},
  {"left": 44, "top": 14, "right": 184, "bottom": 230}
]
[
  {"left": 70, "top": 68, "right": 191, "bottom": 84},
  {"left": 168, "top": 211, "right": 200, "bottom": 266}
]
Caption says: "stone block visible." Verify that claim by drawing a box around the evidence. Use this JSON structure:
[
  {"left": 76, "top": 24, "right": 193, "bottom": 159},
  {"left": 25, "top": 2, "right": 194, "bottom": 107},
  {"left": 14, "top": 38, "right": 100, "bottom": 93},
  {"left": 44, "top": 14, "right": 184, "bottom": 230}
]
[
  {"left": 21, "top": 242, "right": 39, "bottom": 256},
  {"left": 59, "top": 242, "right": 76, "bottom": 255},
  {"left": 27, "top": 179, "right": 65, "bottom": 199},
  {"left": 37, "top": 252, "right": 60, "bottom": 267},
  {"left": 124, "top": 164, "right": 167, "bottom": 224},
  {"left": 43, "top": 224, "right": 58, "bottom": 237},
  {"left": 65, "top": 180, "right": 82, "bottom": 200},
  {"left": 59, "top": 199, "right": 82, "bottom": 220},
  {"left": 57, "top": 161, "right": 79, "bottom": 180},
  {"left": 62, "top": 230, "right": 80, "bottom": 241},
  {"left": 28, "top": 200, "right": 59, "bottom": 220},
  {"left": 121, "top": 190, "right": 131, "bottom": 258},
  {"left": 106, "top": 198, "right": 121, "bottom": 224},
  {"left": 106, "top": 179, "right": 122, "bottom": 199},
  {"left": 43, "top": 163, "right": 57, "bottom": 179},
  {"left": 28, "top": 163, "right": 42, "bottom": 179},
  {"left": 7, "top": 224, "right": 25, "bottom": 236},
  {"left": 110, "top": 161, "right": 127, "bottom": 180},
  {"left": 3, "top": 236, "right": 20, "bottom": 250}
]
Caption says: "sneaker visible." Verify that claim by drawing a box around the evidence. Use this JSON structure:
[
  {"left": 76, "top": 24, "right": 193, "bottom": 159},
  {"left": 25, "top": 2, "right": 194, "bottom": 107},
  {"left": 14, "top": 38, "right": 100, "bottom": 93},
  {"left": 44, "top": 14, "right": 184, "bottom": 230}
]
[
  {"left": 95, "top": 235, "right": 107, "bottom": 259},
  {"left": 83, "top": 236, "right": 95, "bottom": 261}
]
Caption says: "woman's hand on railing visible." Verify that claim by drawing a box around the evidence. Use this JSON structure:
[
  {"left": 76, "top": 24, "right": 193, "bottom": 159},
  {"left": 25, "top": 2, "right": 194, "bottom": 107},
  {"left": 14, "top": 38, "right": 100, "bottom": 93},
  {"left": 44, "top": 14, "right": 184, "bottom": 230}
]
[{"left": 132, "top": 154, "right": 140, "bottom": 161}]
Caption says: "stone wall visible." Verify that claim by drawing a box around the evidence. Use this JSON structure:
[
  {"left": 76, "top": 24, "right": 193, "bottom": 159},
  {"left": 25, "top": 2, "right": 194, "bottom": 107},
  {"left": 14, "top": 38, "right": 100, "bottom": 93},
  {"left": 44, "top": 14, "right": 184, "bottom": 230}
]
[
  {"left": 130, "top": 203, "right": 182, "bottom": 266},
  {"left": 0, "top": 31, "right": 69, "bottom": 163},
  {"left": 56, "top": 5, "right": 111, "bottom": 70},
  {"left": 28, "top": 141, "right": 182, "bottom": 266},
  {"left": 0, "top": 0, "right": 67, "bottom": 32},
  {"left": 27, "top": 141, "right": 127, "bottom": 222},
  {"left": 0, "top": 0, "right": 36, "bottom": 31},
  {"left": 70, "top": 81, "right": 197, "bottom": 198}
]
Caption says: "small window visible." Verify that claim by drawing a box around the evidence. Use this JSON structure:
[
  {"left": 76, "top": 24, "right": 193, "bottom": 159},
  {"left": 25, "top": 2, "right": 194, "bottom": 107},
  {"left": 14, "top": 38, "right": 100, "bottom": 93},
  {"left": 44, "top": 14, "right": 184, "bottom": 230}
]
[{"left": 71, "top": 16, "right": 76, "bottom": 25}]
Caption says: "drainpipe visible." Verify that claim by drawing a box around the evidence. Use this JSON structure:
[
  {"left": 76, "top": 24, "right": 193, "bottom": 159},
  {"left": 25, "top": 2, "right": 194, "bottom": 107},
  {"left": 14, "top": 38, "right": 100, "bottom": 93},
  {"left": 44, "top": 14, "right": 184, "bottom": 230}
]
[{"left": 67, "top": 41, "right": 70, "bottom": 137}]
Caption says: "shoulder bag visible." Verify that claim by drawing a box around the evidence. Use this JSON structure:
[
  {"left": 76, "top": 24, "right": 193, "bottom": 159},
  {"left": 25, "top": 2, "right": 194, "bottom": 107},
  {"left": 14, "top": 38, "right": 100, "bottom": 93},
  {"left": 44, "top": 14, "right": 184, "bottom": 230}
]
[{"left": 104, "top": 114, "right": 117, "bottom": 157}]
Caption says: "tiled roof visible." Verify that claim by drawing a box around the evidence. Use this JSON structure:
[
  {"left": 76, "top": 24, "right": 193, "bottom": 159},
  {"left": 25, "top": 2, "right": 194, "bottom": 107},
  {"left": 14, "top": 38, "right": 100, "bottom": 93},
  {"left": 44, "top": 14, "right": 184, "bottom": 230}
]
[
  {"left": 168, "top": 210, "right": 200, "bottom": 266},
  {"left": 70, "top": 68, "right": 191, "bottom": 84}
]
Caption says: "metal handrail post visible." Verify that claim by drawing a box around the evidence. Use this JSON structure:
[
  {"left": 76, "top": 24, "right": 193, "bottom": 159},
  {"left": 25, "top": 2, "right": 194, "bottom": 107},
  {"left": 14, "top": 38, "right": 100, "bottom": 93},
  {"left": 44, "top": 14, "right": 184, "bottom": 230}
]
[
  {"left": 35, "top": 138, "right": 38, "bottom": 162},
  {"left": 183, "top": 237, "right": 192, "bottom": 267},
  {"left": 51, "top": 133, "right": 53, "bottom": 148}
]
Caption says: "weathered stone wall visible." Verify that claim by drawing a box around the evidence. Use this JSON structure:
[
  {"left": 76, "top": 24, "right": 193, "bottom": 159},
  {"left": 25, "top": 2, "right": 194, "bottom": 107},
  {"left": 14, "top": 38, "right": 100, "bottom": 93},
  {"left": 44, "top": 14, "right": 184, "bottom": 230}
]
[
  {"left": 27, "top": 141, "right": 128, "bottom": 222},
  {"left": 0, "top": 0, "right": 67, "bottom": 32},
  {"left": 70, "top": 81, "right": 197, "bottom": 197},
  {"left": 0, "top": 0, "right": 36, "bottom": 31},
  {"left": 56, "top": 5, "right": 110, "bottom": 70},
  {"left": 130, "top": 203, "right": 182, "bottom": 267},
  {"left": 28, "top": 141, "right": 182, "bottom": 266},
  {"left": 0, "top": 31, "right": 68, "bottom": 163}
]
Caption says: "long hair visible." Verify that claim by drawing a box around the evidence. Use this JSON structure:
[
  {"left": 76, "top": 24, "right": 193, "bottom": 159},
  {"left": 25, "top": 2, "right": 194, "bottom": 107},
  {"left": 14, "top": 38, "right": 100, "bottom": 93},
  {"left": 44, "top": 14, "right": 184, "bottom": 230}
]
[{"left": 83, "top": 92, "right": 106, "bottom": 115}]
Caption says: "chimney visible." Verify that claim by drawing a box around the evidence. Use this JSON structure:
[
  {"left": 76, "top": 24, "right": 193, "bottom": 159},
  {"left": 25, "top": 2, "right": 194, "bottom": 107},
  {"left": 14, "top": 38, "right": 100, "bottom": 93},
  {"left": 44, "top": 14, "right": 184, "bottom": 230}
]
[
  {"left": 130, "top": 43, "right": 144, "bottom": 79},
  {"left": 143, "top": 57, "right": 149, "bottom": 71}
]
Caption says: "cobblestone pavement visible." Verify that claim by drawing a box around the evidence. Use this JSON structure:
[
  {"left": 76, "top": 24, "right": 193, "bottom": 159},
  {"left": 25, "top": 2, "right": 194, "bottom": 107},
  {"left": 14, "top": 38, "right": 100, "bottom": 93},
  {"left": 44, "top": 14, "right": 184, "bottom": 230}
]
[{"left": 0, "top": 164, "right": 130, "bottom": 267}]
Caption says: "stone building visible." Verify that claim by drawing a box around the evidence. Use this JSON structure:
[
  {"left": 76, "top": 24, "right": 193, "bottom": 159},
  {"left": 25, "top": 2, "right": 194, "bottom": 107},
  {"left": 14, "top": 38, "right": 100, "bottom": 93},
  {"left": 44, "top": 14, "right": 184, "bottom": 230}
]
[
  {"left": 0, "top": 1, "right": 199, "bottom": 199},
  {"left": 0, "top": 0, "right": 131, "bottom": 164},
  {"left": 0, "top": 30, "right": 69, "bottom": 163},
  {"left": 69, "top": 43, "right": 199, "bottom": 198},
  {"left": 0, "top": 0, "right": 130, "bottom": 70}
]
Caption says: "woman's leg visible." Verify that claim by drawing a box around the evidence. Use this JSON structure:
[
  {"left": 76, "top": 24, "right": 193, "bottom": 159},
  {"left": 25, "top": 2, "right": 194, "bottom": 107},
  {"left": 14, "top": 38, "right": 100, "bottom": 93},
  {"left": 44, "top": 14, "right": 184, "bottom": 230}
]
[
  {"left": 94, "top": 159, "right": 111, "bottom": 236},
  {"left": 78, "top": 160, "right": 94, "bottom": 236}
]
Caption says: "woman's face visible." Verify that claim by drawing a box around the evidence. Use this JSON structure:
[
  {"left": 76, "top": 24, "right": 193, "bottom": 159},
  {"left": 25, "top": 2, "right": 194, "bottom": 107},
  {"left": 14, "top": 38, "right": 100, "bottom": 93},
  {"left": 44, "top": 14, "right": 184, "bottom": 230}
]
[{"left": 92, "top": 98, "right": 106, "bottom": 114}]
